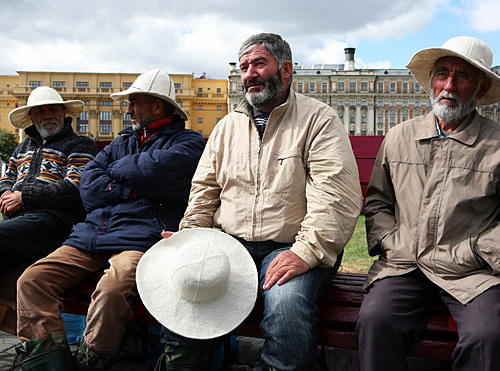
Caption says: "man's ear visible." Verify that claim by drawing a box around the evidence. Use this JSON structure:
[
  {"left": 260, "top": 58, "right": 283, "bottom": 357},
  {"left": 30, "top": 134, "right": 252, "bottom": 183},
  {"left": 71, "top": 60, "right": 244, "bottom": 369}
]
[
  {"left": 281, "top": 60, "right": 293, "bottom": 82},
  {"left": 476, "top": 78, "right": 492, "bottom": 101}
]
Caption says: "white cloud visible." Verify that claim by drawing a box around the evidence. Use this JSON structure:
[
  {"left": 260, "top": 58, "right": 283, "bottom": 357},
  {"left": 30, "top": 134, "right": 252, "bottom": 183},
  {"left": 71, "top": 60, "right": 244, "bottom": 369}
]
[{"left": 466, "top": 0, "right": 500, "bottom": 32}]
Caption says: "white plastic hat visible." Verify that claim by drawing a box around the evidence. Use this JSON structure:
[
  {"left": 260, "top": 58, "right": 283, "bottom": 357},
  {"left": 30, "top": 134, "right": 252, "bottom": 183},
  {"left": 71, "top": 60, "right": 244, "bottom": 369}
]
[
  {"left": 111, "top": 69, "right": 188, "bottom": 120},
  {"left": 9, "top": 86, "right": 84, "bottom": 129},
  {"left": 406, "top": 36, "right": 500, "bottom": 106},
  {"left": 136, "top": 228, "right": 258, "bottom": 339}
]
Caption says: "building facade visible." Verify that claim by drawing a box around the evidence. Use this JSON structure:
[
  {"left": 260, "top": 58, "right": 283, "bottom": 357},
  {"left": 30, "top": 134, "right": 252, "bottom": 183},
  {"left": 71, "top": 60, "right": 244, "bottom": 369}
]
[
  {"left": 228, "top": 49, "right": 500, "bottom": 135},
  {"left": 2, "top": 71, "right": 227, "bottom": 141}
]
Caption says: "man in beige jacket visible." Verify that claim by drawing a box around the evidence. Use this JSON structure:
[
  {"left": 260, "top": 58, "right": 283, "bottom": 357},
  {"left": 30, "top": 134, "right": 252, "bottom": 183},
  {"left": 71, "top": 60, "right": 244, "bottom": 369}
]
[
  {"left": 159, "top": 33, "right": 363, "bottom": 370},
  {"left": 357, "top": 36, "right": 500, "bottom": 370}
]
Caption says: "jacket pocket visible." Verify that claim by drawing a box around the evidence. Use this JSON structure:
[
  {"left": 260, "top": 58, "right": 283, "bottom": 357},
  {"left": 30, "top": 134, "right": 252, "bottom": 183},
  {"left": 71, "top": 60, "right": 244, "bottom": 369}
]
[{"left": 434, "top": 235, "right": 484, "bottom": 277}]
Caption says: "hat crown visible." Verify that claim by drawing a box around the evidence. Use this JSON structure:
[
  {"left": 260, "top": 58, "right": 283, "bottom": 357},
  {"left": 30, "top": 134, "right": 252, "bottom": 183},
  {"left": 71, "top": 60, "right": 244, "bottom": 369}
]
[
  {"left": 442, "top": 36, "right": 493, "bottom": 70},
  {"left": 27, "top": 86, "right": 64, "bottom": 106},
  {"left": 171, "top": 245, "right": 230, "bottom": 303},
  {"left": 131, "top": 69, "right": 176, "bottom": 100}
]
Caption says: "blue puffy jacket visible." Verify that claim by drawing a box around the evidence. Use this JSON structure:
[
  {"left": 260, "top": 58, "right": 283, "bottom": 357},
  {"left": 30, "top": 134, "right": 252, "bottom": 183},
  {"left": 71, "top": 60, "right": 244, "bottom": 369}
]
[{"left": 64, "top": 117, "right": 205, "bottom": 252}]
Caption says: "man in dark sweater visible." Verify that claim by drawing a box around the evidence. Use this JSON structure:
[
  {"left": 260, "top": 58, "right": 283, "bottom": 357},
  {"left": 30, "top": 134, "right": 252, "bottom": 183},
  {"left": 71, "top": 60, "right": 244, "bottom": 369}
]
[
  {"left": 15, "top": 70, "right": 205, "bottom": 370},
  {"left": 0, "top": 86, "right": 97, "bottom": 334}
]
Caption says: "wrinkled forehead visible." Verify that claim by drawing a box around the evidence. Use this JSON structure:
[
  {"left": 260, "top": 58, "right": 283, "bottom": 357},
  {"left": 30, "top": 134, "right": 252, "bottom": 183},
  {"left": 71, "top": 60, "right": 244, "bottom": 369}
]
[
  {"left": 239, "top": 44, "right": 274, "bottom": 64},
  {"left": 433, "top": 56, "right": 480, "bottom": 74},
  {"left": 29, "top": 103, "right": 65, "bottom": 115}
]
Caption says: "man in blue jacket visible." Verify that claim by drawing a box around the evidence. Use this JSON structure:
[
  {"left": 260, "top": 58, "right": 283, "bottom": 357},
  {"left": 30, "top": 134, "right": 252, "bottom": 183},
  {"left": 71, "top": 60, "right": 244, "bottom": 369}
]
[{"left": 15, "top": 69, "right": 205, "bottom": 370}]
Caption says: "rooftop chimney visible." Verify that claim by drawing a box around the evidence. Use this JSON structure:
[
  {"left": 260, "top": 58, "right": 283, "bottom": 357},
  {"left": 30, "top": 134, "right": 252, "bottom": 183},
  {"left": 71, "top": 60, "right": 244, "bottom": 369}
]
[{"left": 344, "top": 47, "right": 356, "bottom": 71}]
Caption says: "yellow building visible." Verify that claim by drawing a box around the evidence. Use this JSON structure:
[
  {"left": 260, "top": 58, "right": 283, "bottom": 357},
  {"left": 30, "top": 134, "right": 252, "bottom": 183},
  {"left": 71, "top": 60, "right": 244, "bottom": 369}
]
[
  {"left": 190, "top": 76, "right": 228, "bottom": 138},
  {"left": 0, "top": 75, "right": 21, "bottom": 134}
]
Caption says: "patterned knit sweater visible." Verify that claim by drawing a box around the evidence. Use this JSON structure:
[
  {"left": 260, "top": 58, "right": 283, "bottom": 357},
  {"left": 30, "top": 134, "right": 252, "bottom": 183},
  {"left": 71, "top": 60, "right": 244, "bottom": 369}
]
[{"left": 0, "top": 119, "right": 97, "bottom": 228}]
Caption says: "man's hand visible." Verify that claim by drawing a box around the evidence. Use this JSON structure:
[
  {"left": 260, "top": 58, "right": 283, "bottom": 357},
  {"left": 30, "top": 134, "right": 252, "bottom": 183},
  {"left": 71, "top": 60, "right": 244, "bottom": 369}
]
[
  {"left": 161, "top": 231, "right": 175, "bottom": 239},
  {"left": 263, "top": 250, "right": 310, "bottom": 290},
  {"left": 0, "top": 190, "right": 22, "bottom": 216}
]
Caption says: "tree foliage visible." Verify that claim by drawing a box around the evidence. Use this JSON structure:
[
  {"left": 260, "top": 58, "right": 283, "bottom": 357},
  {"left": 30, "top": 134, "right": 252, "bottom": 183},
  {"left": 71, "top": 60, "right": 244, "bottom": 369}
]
[{"left": 0, "top": 129, "right": 19, "bottom": 163}]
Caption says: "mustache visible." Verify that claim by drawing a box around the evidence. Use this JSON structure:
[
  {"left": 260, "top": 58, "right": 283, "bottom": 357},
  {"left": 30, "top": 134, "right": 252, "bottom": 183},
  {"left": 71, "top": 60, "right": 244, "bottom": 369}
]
[
  {"left": 435, "top": 91, "right": 458, "bottom": 103},
  {"left": 244, "top": 78, "right": 266, "bottom": 90},
  {"left": 41, "top": 119, "right": 60, "bottom": 125}
]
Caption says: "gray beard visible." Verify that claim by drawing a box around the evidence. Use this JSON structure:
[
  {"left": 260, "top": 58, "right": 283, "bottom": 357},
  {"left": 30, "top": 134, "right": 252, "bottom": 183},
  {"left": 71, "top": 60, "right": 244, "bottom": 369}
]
[
  {"left": 431, "top": 91, "right": 478, "bottom": 124},
  {"left": 37, "top": 121, "right": 64, "bottom": 140},
  {"left": 244, "top": 73, "right": 285, "bottom": 111}
]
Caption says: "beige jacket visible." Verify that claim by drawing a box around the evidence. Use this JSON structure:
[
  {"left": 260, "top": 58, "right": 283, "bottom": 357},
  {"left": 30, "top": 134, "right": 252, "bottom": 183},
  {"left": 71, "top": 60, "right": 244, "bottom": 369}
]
[
  {"left": 180, "top": 90, "right": 363, "bottom": 268},
  {"left": 364, "top": 111, "right": 500, "bottom": 304}
]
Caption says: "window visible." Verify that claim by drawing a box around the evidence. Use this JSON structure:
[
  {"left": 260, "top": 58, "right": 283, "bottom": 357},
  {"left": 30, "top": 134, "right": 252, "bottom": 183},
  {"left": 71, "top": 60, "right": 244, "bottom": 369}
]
[
  {"left": 99, "top": 111, "right": 112, "bottom": 133},
  {"left": 338, "top": 114, "right": 343, "bottom": 122},
  {"left": 390, "top": 98, "right": 395, "bottom": 107},
  {"left": 377, "top": 82, "right": 383, "bottom": 93},
  {"left": 350, "top": 98, "right": 355, "bottom": 106},
  {"left": 174, "top": 83, "right": 181, "bottom": 89},
  {"left": 322, "top": 98, "right": 327, "bottom": 104},
  {"left": 100, "top": 101, "right": 112, "bottom": 106},
  {"left": 238, "top": 83, "right": 242, "bottom": 92},
  {"left": 390, "top": 82, "right": 396, "bottom": 92},
  {"left": 82, "top": 101, "right": 89, "bottom": 106},
  {"left": 309, "top": 82, "right": 315, "bottom": 92},
  {"left": 361, "top": 98, "right": 367, "bottom": 107},
  {"left": 378, "top": 98, "right": 383, "bottom": 107},
  {"left": 350, "top": 114, "right": 355, "bottom": 123},
  {"left": 123, "top": 101, "right": 129, "bottom": 106},
  {"left": 217, "top": 106, "right": 221, "bottom": 111},
  {"left": 30, "top": 81, "right": 42, "bottom": 87},
  {"left": 77, "top": 112, "right": 89, "bottom": 133},
  {"left": 377, "top": 114, "right": 383, "bottom": 124},
  {"left": 217, "top": 88, "right": 221, "bottom": 93},
  {"left": 338, "top": 98, "right": 344, "bottom": 107},
  {"left": 53, "top": 81, "right": 66, "bottom": 87},
  {"left": 390, "top": 114, "right": 396, "bottom": 124},
  {"left": 415, "top": 98, "right": 420, "bottom": 107},
  {"left": 100, "top": 82, "right": 112, "bottom": 88},
  {"left": 123, "top": 113, "right": 132, "bottom": 129},
  {"left": 121, "top": 82, "right": 131, "bottom": 88},
  {"left": 76, "top": 82, "right": 89, "bottom": 87},
  {"left": 361, "top": 82, "right": 368, "bottom": 91},
  {"left": 377, "top": 130, "right": 384, "bottom": 135},
  {"left": 402, "top": 82, "right": 408, "bottom": 93},
  {"left": 337, "top": 82, "right": 345, "bottom": 91},
  {"left": 361, "top": 114, "right": 367, "bottom": 123},
  {"left": 198, "top": 88, "right": 203, "bottom": 93},
  {"left": 427, "top": 98, "right": 432, "bottom": 107},
  {"left": 198, "top": 118, "right": 203, "bottom": 123},
  {"left": 402, "top": 114, "right": 408, "bottom": 122},
  {"left": 415, "top": 83, "right": 421, "bottom": 92},
  {"left": 402, "top": 99, "right": 408, "bottom": 107},
  {"left": 349, "top": 82, "right": 356, "bottom": 92},
  {"left": 297, "top": 82, "right": 303, "bottom": 93},
  {"left": 322, "top": 82, "right": 328, "bottom": 93},
  {"left": 198, "top": 106, "right": 203, "bottom": 110}
]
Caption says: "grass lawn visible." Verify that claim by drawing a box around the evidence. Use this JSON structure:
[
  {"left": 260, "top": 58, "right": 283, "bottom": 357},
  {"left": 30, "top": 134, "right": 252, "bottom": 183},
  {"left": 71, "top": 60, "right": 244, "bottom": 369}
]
[{"left": 340, "top": 216, "right": 377, "bottom": 274}]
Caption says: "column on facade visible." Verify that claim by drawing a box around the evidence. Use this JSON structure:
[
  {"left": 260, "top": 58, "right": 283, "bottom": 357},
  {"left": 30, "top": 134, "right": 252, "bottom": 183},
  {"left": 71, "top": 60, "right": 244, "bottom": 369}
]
[
  {"left": 355, "top": 104, "right": 361, "bottom": 135},
  {"left": 89, "top": 109, "right": 99, "bottom": 137},
  {"left": 367, "top": 104, "right": 375, "bottom": 135},
  {"left": 112, "top": 109, "right": 122, "bottom": 136}
]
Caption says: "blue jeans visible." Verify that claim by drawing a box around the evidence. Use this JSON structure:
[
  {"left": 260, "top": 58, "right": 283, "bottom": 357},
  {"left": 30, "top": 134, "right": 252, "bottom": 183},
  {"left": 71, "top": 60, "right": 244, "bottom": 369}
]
[
  {"left": 244, "top": 241, "right": 338, "bottom": 370},
  {"left": 161, "top": 239, "right": 339, "bottom": 370}
]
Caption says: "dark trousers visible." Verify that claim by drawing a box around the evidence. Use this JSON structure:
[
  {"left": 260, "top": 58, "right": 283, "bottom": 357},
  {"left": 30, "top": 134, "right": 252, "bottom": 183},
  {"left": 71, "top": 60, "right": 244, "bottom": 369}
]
[
  {"left": 356, "top": 270, "right": 500, "bottom": 371},
  {"left": 0, "top": 212, "right": 71, "bottom": 274}
]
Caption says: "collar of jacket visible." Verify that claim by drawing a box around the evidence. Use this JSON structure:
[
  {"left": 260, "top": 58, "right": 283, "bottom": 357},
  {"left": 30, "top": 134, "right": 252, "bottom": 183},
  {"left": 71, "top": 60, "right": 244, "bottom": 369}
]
[
  {"left": 414, "top": 110, "right": 480, "bottom": 146},
  {"left": 25, "top": 116, "right": 75, "bottom": 143},
  {"left": 235, "top": 88, "right": 295, "bottom": 120}
]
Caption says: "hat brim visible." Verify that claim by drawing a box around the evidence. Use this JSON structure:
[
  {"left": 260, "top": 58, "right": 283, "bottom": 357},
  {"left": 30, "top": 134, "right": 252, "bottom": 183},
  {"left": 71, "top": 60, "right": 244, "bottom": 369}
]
[
  {"left": 406, "top": 47, "right": 500, "bottom": 106},
  {"left": 9, "top": 100, "right": 84, "bottom": 129},
  {"left": 111, "top": 87, "right": 188, "bottom": 121},
  {"left": 136, "top": 228, "right": 258, "bottom": 339}
]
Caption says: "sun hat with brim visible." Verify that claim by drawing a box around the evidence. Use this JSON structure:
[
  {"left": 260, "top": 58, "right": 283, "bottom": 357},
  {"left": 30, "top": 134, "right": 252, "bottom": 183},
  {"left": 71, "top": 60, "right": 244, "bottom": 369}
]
[
  {"left": 136, "top": 228, "right": 258, "bottom": 340},
  {"left": 9, "top": 86, "right": 84, "bottom": 129},
  {"left": 111, "top": 69, "right": 188, "bottom": 120},
  {"left": 406, "top": 36, "right": 500, "bottom": 106}
]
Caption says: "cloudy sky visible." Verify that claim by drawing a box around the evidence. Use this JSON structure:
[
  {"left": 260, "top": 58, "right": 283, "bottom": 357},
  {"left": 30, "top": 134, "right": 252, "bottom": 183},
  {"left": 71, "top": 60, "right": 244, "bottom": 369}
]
[{"left": 1, "top": 0, "right": 499, "bottom": 79}]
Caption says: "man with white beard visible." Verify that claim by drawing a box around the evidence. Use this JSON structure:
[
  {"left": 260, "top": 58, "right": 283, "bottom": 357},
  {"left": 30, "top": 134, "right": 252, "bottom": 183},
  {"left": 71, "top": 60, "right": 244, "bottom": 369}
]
[{"left": 356, "top": 36, "right": 500, "bottom": 370}]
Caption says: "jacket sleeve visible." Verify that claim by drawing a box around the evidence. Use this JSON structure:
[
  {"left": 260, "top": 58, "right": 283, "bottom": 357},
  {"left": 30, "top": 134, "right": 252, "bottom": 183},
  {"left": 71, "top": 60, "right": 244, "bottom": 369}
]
[
  {"left": 362, "top": 137, "right": 398, "bottom": 256},
  {"left": 0, "top": 154, "right": 17, "bottom": 196},
  {"left": 290, "top": 115, "right": 364, "bottom": 268},
  {"left": 179, "top": 132, "right": 222, "bottom": 229},
  {"left": 80, "top": 131, "right": 205, "bottom": 212},
  {"left": 20, "top": 137, "right": 97, "bottom": 212}
]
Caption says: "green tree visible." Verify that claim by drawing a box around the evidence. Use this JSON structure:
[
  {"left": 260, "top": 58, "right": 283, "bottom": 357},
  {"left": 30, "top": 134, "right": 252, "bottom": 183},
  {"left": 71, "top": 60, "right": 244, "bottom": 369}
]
[{"left": 0, "top": 129, "right": 19, "bottom": 163}]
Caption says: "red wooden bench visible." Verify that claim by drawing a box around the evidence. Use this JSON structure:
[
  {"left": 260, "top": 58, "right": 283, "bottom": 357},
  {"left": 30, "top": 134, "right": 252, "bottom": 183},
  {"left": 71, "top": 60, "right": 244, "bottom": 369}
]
[{"left": 59, "top": 136, "right": 458, "bottom": 362}]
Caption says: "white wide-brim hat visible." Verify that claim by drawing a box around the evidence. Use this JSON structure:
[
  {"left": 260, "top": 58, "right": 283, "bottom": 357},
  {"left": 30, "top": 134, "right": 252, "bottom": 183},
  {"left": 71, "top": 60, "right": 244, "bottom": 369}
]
[
  {"left": 136, "top": 228, "right": 258, "bottom": 340},
  {"left": 111, "top": 69, "right": 188, "bottom": 121},
  {"left": 406, "top": 36, "right": 500, "bottom": 106},
  {"left": 9, "top": 86, "right": 84, "bottom": 129}
]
